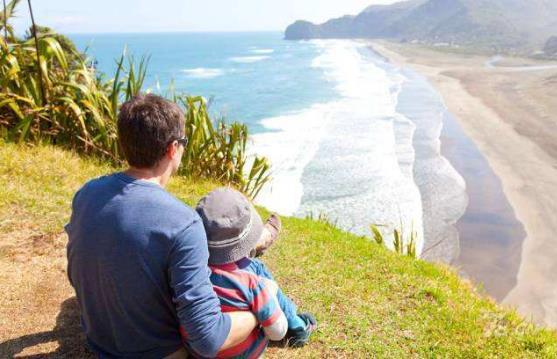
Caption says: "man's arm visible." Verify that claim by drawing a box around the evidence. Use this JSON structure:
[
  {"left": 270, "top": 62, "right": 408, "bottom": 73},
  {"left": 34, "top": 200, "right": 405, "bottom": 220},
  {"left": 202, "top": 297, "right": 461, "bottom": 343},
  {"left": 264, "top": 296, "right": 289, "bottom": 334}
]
[
  {"left": 168, "top": 219, "right": 257, "bottom": 357},
  {"left": 221, "top": 312, "right": 258, "bottom": 349}
]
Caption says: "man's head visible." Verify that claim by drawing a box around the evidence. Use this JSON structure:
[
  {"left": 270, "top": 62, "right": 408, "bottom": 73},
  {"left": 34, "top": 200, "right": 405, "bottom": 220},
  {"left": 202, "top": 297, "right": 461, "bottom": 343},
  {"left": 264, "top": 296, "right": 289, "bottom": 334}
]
[{"left": 118, "top": 94, "right": 186, "bottom": 174}]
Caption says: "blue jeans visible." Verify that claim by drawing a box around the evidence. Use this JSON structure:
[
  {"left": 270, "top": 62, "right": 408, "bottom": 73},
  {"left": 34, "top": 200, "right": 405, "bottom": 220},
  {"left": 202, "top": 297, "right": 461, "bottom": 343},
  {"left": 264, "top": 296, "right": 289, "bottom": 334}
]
[{"left": 249, "top": 259, "right": 306, "bottom": 331}]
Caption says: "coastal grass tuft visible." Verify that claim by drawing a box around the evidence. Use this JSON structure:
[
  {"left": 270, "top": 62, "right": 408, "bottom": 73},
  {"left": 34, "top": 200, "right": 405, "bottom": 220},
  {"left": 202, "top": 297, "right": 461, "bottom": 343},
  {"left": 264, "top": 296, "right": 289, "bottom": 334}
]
[
  {"left": 371, "top": 224, "right": 417, "bottom": 258},
  {"left": 1, "top": 142, "right": 557, "bottom": 358}
]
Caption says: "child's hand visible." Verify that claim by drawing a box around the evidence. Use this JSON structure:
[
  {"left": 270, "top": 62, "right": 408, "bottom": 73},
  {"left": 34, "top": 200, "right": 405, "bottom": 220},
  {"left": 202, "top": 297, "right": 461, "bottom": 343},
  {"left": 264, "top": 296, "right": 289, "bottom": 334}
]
[{"left": 261, "top": 278, "right": 279, "bottom": 296}]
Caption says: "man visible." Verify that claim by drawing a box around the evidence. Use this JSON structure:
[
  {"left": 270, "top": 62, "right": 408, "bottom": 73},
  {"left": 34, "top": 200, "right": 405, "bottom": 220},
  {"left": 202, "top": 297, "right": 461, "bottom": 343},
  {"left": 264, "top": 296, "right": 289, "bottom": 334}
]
[{"left": 66, "top": 94, "right": 257, "bottom": 358}]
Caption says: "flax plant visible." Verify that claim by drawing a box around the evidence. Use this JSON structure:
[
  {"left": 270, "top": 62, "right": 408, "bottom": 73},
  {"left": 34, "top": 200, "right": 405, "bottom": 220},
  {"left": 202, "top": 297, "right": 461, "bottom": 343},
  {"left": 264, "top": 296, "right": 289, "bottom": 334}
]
[
  {"left": 178, "top": 96, "right": 270, "bottom": 198},
  {"left": 0, "top": 0, "right": 19, "bottom": 40},
  {"left": 0, "top": 3, "right": 271, "bottom": 198},
  {"left": 3, "top": 0, "right": 7, "bottom": 39}
]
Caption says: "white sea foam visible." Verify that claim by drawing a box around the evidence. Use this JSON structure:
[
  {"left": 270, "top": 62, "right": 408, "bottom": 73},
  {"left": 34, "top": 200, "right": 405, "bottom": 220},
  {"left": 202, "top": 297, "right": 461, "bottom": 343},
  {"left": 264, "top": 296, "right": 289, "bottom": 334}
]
[
  {"left": 230, "top": 56, "right": 270, "bottom": 63},
  {"left": 251, "top": 40, "right": 426, "bottom": 255},
  {"left": 182, "top": 68, "right": 224, "bottom": 78},
  {"left": 249, "top": 103, "right": 333, "bottom": 215},
  {"left": 250, "top": 49, "right": 275, "bottom": 54},
  {"left": 396, "top": 70, "right": 468, "bottom": 263}
]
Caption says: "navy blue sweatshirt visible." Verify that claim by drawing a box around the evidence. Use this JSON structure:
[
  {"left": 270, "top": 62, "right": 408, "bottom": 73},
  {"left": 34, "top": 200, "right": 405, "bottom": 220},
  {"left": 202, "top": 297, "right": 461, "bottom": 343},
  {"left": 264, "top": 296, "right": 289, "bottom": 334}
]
[{"left": 66, "top": 173, "right": 231, "bottom": 358}]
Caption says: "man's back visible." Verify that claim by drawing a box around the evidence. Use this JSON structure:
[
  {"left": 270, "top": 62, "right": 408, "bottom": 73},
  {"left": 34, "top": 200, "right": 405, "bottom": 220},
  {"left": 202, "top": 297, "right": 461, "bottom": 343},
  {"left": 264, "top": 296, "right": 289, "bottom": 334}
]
[{"left": 66, "top": 172, "right": 228, "bottom": 358}]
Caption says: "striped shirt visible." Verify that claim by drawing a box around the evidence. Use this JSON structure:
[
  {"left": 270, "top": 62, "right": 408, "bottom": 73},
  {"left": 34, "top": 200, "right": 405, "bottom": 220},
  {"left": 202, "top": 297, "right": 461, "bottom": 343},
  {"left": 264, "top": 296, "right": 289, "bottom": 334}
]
[{"left": 206, "top": 258, "right": 284, "bottom": 358}]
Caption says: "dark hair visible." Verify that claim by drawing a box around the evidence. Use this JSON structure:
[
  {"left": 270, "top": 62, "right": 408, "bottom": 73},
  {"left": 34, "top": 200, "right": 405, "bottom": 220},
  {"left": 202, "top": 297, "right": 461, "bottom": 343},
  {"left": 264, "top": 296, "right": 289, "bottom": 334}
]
[{"left": 118, "top": 94, "right": 185, "bottom": 168}]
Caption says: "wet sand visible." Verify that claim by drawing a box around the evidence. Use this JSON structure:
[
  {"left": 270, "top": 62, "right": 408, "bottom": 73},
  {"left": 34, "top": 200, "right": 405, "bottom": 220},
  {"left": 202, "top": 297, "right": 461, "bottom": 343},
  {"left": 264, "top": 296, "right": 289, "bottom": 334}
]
[
  {"left": 371, "top": 41, "right": 557, "bottom": 327},
  {"left": 441, "top": 111, "right": 525, "bottom": 301}
]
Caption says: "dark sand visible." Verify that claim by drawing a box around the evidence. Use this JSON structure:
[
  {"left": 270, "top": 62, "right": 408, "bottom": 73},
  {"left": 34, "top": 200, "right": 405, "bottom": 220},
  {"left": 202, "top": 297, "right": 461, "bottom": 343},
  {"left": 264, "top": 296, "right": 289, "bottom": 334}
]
[{"left": 442, "top": 112, "right": 526, "bottom": 301}]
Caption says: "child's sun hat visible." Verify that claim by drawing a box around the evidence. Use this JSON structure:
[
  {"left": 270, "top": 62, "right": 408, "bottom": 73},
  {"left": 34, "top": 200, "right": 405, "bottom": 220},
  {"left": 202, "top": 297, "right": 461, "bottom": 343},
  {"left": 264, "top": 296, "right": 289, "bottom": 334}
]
[{"left": 196, "top": 187, "right": 263, "bottom": 265}]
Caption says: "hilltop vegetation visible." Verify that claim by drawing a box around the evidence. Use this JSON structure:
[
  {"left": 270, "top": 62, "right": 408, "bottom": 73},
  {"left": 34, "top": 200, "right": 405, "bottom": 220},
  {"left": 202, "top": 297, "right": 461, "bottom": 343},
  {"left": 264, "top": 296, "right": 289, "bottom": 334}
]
[
  {"left": 285, "top": 0, "right": 557, "bottom": 54},
  {"left": 2, "top": 142, "right": 557, "bottom": 357},
  {"left": 0, "top": 0, "right": 270, "bottom": 198}
]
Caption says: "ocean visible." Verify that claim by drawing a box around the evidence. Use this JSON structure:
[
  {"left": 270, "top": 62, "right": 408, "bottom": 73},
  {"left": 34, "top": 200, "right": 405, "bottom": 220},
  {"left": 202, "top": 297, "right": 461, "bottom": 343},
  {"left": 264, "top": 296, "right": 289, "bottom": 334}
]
[{"left": 70, "top": 32, "right": 525, "bottom": 300}]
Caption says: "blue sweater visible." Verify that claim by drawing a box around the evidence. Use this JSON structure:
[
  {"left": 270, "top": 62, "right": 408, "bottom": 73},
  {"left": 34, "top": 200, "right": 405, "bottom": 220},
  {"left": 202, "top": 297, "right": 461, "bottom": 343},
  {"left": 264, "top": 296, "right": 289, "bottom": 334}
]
[{"left": 66, "top": 173, "right": 231, "bottom": 358}]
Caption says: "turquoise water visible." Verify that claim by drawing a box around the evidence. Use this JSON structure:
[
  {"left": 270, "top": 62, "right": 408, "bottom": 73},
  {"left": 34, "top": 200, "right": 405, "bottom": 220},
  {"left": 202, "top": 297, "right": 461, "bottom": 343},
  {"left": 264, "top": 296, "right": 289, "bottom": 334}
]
[
  {"left": 68, "top": 32, "right": 455, "bottom": 256},
  {"left": 68, "top": 32, "right": 525, "bottom": 299},
  {"left": 70, "top": 32, "right": 430, "bottom": 252},
  {"left": 70, "top": 32, "right": 336, "bottom": 132}
]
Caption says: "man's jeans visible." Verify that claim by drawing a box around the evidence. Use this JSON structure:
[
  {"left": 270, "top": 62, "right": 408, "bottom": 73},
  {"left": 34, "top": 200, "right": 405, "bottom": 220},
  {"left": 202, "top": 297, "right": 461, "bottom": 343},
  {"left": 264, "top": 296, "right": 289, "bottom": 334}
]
[{"left": 250, "top": 259, "right": 306, "bottom": 331}]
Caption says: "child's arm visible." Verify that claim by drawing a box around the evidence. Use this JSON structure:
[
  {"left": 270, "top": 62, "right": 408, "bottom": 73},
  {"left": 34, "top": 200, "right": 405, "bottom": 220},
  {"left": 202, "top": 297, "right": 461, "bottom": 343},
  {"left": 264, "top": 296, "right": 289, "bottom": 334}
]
[
  {"left": 262, "top": 302, "right": 288, "bottom": 340},
  {"left": 260, "top": 279, "right": 288, "bottom": 340},
  {"left": 250, "top": 278, "right": 288, "bottom": 341}
]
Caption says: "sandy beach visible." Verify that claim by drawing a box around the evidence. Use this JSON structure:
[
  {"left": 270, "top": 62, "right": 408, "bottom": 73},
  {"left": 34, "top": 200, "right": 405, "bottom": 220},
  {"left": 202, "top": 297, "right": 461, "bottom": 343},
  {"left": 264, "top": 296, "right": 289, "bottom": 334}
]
[{"left": 370, "top": 41, "right": 557, "bottom": 328}]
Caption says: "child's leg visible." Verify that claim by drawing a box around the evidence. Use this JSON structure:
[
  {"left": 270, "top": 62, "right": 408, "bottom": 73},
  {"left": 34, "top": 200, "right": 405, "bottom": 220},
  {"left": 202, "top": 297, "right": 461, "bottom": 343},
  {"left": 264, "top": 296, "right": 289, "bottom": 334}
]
[
  {"left": 275, "top": 290, "right": 307, "bottom": 331},
  {"left": 250, "top": 259, "right": 306, "bottom": 331},
  {"left": 254, "top": 214, "right": 281, "bottom": 257}
]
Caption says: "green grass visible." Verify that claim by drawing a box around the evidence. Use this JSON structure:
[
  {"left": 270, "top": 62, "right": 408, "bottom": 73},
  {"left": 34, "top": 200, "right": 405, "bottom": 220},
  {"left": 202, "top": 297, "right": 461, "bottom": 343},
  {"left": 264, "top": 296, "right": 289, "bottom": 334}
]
[{"left": 1, "top": 141, "right": 557, "bottom": 358}]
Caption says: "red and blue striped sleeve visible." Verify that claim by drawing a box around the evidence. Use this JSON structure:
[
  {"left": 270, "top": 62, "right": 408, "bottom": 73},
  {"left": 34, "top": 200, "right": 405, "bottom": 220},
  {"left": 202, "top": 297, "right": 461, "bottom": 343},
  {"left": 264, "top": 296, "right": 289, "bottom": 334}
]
[{"left": 249, "top": 278, "right": 282, "bottom": 327}]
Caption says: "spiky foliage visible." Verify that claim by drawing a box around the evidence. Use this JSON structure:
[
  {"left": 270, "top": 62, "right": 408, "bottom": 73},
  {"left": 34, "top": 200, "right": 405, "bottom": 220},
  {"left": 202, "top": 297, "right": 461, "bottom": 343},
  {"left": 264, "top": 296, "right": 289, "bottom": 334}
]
[
  {"left": 371, "top": 224, "right": 417, "bottom": 258},
  {"left": 0, "top": 34, "right": 122, "bottom": 159},
  {"left": 177, "top": 96, "right": 270, "bottom": 198},
  {"left": 0, "top": 7, "right": 270, "bottom": 198},
  {"left": 0, "top": 0, "right": 20, "bottom": 39}
]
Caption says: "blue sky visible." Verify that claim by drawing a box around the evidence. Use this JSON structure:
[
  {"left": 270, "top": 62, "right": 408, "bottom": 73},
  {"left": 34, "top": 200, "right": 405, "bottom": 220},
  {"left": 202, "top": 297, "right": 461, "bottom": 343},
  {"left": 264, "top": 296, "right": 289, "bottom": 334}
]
[{"left": 10, "top": 0, "right": 399, "bottom": 34}]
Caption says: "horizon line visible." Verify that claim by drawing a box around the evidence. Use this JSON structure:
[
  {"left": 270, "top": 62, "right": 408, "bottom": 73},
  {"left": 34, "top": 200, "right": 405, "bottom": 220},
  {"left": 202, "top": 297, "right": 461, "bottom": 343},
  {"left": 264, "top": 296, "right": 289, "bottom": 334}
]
[{"left": 62, "top": 29, "right": 285, "bottom": 35}]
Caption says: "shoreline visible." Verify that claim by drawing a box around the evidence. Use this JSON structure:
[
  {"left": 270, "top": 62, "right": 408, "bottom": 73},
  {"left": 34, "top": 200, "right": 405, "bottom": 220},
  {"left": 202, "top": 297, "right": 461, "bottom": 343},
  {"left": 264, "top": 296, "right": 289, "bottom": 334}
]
[
  {"left": 370, "top": 41, "right": 557, "bottom": 327},
  {"left": 254, "top": 40, "right": 428, "bottom": 254},
  {"left": 392, "top": 65, "right": 468, "bottom": 265}
]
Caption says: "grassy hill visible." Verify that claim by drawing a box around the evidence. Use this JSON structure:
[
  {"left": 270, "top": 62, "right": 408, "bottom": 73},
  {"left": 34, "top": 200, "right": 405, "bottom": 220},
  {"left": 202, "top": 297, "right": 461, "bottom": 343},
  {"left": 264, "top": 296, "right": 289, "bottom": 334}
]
[{"left": 1, "top": 142, "right": 557, "bottom": 358}]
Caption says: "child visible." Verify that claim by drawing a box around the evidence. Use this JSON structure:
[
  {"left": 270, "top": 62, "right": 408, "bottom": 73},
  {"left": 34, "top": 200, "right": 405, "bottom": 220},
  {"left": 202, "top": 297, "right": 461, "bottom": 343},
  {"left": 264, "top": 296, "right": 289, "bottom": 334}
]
[{"left": 195, "top": 188, "right": 317, "bottom": 358}]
